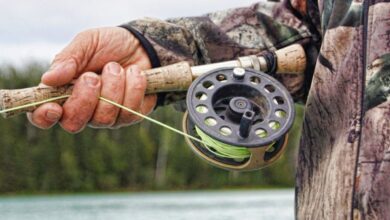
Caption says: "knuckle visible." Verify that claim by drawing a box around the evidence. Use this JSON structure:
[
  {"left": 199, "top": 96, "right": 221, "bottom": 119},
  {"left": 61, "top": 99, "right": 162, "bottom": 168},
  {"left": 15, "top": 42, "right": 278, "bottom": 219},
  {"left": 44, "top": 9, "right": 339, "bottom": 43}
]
[
  {"left": 75, "top": 28, "right": 95, "bottom": 39},
  {"left": 79, "top": 28, "right": 100, "bottom": 45}
]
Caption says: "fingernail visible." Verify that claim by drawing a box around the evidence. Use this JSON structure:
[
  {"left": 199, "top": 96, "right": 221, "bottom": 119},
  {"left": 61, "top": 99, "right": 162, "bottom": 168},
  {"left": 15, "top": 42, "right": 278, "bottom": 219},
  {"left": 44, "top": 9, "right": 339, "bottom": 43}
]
[
  {"left": 107, "top": 62, "right": 121, "bottom": 75},
  {"left": 84, "top": 74, "right": 99, "bottom": 87},
  {"left": 46, "top": 110, "right": 60, "bottom": 121}
]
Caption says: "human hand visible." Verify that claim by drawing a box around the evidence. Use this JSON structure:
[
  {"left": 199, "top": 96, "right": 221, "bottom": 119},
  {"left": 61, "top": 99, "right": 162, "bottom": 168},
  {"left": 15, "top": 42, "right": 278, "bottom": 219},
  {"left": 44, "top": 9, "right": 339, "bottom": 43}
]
[{"left": 28, "top": 27, "right": 157, "bottom": 132}]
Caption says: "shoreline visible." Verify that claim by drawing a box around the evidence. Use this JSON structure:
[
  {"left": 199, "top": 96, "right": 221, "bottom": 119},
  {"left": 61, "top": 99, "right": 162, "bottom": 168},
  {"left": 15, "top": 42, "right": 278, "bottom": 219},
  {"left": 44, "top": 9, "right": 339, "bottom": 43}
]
[{"left": 0, "top": 186, "right": 294, "bottom": 197}]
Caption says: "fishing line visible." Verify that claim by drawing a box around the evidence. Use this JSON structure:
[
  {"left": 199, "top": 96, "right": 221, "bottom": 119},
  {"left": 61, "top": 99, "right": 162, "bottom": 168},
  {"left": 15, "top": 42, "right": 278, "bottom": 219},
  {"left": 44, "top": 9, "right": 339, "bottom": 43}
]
[
  {"left": 102, "top": 97, "right": 252, "bottom": 160},
  {"left": 0, "top": 95, "right": 71, "bottom": 114},
  {"left": 99, "top": 97, "right": 208, "bottom": 145},
  {"left": 0, "top": 95, "right": 252, "bottom": 160},
  {"left": 195, "top": 126, "right": 250, "bottom": 160}
]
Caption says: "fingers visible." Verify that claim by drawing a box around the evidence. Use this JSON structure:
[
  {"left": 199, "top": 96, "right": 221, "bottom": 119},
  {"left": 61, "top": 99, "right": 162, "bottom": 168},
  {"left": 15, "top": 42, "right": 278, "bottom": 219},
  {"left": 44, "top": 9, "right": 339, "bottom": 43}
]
[
  {"left": 27, "top": 103, "right": 63, "bottom": 129},
  {"left": 89, "top": 62, "right": 125, "bottom": 128},
  {"left": 60, "top": 72, "right": 101, "bottom": 133},
  {"left": 31, "top": 63, "right": 156, "bottom": 131},
  {"left": 114, "top": 65, "right": 148, "bottom": 127},
  {"left": 141, "top": 95, "right": 158, "bottom": 116},
  {"left": 41, "top": 30, "right": 98, "bottom": 86}
]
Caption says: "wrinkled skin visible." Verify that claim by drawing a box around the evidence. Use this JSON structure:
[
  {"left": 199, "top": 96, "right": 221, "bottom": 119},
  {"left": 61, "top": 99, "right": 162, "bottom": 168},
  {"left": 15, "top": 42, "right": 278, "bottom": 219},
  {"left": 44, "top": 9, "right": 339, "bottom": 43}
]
[{"left": 28, "top": 27, "right": 157, "bottom": 132}]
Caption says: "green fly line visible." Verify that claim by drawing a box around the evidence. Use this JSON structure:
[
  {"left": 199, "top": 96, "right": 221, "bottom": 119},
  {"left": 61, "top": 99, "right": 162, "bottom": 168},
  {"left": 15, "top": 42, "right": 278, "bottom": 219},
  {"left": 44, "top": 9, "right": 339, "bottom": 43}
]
[
  {"left": 195, "top": 126, "right": 250, "bottom": 160},
  {"left": 102, "top": 97, "right": 253, "bottom": 160},
  {"left": 0, "top": 96, "right": 254, "bottom": 160},
  {"left": 0, "top": 95, "right": 72, "bottom": 114}
]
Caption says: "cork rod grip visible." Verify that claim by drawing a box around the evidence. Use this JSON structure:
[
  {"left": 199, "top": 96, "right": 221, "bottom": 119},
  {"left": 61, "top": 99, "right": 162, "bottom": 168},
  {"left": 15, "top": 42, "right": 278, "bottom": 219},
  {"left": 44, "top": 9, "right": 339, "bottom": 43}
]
[
  {"left": 274, "top": 44, "right": 306, "bottom": 74},
  {"left": 0, "top": 62, "right": 193, "bottom": 118},
  {"left": 0, "top": 86, "right": 74, "bottom": 118}
]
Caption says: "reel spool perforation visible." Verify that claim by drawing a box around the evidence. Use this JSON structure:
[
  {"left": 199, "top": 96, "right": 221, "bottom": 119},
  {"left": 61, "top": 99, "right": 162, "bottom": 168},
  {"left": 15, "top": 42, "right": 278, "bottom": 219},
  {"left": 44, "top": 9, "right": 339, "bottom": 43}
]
[{"left": 183, "top": 67, "right": 295, "bottom": 171}]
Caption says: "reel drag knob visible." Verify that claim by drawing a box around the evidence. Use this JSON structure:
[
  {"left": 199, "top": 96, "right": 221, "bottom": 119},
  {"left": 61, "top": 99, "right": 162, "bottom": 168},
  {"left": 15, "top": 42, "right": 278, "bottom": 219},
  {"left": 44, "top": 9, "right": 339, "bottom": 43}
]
[{"left": 183, "top": 68, "right": 295, "bottom": 171}]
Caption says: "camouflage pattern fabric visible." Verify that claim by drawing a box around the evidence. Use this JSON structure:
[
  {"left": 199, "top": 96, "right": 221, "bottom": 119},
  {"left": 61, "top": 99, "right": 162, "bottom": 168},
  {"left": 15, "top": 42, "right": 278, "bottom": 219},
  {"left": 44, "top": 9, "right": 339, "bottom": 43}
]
[{"left": 125, "top": 0, "right": 390, "bottom": 219}]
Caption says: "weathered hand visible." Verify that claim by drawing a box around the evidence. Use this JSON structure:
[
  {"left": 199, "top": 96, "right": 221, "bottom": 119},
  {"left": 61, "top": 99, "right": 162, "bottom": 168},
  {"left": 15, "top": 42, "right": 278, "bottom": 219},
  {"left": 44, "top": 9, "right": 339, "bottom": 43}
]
[{"left": 28, "top": 27, "right": 157, "bottom": 132}]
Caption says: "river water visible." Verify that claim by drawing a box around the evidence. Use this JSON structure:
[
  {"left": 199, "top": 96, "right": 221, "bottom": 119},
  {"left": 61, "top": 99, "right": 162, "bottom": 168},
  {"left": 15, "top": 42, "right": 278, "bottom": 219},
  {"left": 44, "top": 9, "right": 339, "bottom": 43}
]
[{"left": 0, "top": 189, "right": 294, "bottom": 220}]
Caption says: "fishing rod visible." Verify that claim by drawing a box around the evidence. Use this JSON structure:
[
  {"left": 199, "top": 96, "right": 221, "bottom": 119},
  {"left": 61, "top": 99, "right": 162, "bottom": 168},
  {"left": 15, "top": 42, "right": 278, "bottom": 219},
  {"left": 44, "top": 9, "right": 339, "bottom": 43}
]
[{"left": 0, "top": 44, "right": 306, "bottom": 171}]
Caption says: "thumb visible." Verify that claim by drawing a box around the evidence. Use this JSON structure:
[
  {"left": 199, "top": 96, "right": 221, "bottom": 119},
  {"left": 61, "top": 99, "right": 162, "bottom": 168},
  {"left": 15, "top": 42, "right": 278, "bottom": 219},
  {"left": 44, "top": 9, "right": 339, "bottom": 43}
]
[
  {"left": 41, "top": 31, "right": 93, "bottom": 86},
  {"left": 41, "top": 57, "right": 78, "bottom": 86}
]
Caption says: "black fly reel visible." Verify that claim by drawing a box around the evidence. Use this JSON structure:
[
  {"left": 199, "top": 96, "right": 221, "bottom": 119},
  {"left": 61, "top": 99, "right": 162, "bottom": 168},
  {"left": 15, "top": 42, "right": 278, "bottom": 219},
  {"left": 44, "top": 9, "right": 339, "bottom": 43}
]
[{"left": 183, "top": 68, "right": 295, "bottom": 171}]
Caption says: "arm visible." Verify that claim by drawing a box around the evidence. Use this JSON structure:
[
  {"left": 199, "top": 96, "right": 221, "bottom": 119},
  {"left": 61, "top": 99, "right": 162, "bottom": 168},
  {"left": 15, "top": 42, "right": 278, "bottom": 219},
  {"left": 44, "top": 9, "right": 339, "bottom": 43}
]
[
  {"left": 123, "top": 1, "right": 321, "bottom": 105},
  {"left": 30, "top": 1, "right": 321, "bottom": 132}
]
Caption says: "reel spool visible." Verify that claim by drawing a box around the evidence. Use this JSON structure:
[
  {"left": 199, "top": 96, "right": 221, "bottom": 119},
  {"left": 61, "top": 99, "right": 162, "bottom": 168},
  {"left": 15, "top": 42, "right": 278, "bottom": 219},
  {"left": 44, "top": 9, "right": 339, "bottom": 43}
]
[{"left": 183, "top": 67, "right": 295, "bottom": 171}]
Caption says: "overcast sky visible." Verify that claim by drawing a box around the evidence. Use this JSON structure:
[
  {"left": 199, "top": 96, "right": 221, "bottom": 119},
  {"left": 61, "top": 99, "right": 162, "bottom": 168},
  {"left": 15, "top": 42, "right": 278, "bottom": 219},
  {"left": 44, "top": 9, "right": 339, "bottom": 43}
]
[{"left": 0, "top": 0, "right": 257, "bottom": 66}]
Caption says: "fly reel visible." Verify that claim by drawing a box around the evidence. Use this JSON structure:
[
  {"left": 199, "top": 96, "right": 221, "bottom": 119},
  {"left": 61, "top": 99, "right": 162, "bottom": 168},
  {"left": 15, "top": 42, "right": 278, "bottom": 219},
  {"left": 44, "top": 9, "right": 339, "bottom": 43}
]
[{"left": 183, "top": 67, "right": 295, "bottom": 171}]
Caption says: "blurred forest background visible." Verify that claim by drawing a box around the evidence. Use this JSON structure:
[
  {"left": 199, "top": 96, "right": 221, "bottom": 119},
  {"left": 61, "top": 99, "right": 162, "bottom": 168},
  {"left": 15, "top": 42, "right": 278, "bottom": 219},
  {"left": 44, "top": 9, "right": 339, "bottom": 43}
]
[{"left": 0, "top": 63, "right": 304, "bottom": 194}]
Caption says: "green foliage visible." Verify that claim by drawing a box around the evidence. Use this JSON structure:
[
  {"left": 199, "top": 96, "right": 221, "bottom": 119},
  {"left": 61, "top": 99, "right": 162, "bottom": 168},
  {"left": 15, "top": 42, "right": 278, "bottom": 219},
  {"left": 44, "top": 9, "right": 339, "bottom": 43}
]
[{"left": 0, "top": 64, "right": 304, "bottom": 193}]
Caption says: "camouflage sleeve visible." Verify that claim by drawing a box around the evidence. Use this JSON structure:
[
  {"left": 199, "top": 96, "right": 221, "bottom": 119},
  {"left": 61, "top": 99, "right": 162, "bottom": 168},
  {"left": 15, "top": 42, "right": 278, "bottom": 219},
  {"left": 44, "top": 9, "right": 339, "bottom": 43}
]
[{"left": 122, "top": 0, "right": 321, "bottom": 106}]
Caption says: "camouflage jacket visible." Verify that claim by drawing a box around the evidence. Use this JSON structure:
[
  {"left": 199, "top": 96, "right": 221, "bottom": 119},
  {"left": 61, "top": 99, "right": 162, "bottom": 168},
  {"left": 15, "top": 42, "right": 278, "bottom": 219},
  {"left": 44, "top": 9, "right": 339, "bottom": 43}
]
[{"left": 123, "top": 0, "right": 390, "bottom": 219}]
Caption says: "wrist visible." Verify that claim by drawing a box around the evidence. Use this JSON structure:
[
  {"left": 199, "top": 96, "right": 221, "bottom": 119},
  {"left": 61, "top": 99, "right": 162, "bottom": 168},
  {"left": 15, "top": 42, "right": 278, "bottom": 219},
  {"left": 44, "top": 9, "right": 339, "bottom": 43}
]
[{"left": 119, "top": 25, "right": 161, "bottom": 68}]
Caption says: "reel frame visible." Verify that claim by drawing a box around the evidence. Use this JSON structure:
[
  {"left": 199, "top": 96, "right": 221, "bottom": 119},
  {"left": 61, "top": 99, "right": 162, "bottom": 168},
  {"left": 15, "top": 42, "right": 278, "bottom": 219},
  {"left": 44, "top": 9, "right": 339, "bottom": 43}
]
[{"left": 183, "top": 67, "right": 295, "bottom": 171}]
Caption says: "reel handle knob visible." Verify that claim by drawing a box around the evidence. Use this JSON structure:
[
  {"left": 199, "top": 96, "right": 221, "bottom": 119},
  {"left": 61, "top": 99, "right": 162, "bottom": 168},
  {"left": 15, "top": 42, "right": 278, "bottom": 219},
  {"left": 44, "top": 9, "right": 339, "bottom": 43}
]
[
  {"left": 239, "top": 110, "right": 255, "bottom": 138},
  {"left": 233, "top": 68, "right": 246, "bottom": 80}
]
